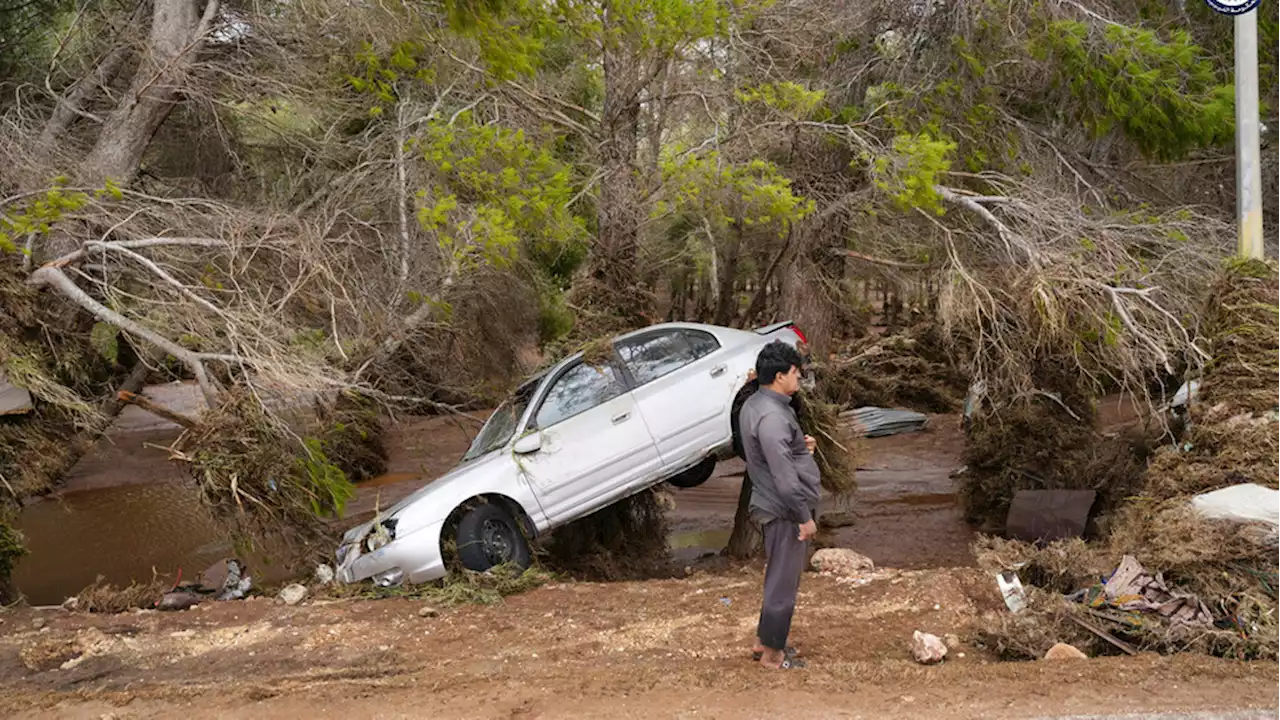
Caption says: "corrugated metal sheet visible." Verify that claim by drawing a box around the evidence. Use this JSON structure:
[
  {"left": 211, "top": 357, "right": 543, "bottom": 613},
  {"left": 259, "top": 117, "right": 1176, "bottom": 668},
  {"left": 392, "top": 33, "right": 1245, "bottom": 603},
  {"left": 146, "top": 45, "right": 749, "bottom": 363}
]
[{"left": 839, "top": 407, "right": 929, "bottom": 438}]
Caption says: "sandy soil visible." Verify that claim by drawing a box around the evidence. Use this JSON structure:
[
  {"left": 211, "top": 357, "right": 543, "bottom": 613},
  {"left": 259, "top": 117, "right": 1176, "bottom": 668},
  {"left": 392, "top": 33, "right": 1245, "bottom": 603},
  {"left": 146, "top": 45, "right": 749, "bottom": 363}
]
[{"left": 1, "top": 567, "right": 1275, "bottom": 719}]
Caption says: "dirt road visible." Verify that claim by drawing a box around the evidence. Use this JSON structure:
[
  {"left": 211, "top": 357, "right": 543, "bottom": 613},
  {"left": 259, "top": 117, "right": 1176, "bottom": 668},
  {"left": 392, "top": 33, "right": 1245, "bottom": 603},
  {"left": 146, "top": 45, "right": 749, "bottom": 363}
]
[{"left": 2, "top": 567, "right": 1275, "bottom": 719}]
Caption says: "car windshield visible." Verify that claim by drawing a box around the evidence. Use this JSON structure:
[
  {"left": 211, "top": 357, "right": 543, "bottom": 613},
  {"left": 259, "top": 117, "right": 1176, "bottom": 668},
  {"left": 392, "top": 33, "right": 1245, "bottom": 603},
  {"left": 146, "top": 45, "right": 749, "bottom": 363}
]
[{"left": 461, "top": 381, "right": 537, "bottom": 462}]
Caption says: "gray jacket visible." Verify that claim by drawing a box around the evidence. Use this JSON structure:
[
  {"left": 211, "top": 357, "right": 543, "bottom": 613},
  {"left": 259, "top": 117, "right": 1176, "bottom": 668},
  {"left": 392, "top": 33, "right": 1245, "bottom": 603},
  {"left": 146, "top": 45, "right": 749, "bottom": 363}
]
[{"left": 739, "top": 387, "right": 821, "bottom": 524}]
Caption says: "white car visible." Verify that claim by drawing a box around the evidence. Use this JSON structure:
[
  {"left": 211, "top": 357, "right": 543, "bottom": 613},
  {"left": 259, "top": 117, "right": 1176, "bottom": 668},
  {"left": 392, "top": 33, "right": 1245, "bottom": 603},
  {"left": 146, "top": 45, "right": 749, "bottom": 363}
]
[{"left": 335, "top": 320, "right": 808, "bottom": 587}]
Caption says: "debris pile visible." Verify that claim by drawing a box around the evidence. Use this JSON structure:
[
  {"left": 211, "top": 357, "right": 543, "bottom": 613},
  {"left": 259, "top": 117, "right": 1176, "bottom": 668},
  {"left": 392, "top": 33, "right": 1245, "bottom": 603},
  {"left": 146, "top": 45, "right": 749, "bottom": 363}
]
[
  {"left": 975, "top": 260, "right": 1280, "bottom": 661},
  {"left": 543, "top": 488, "right": 672, "bottom": 581},
  {"left": 818, "top": 323, "right": 968, "bottom": 413},
  {"left": 178, "top": 390, "right": 356, "bottom": 564}
]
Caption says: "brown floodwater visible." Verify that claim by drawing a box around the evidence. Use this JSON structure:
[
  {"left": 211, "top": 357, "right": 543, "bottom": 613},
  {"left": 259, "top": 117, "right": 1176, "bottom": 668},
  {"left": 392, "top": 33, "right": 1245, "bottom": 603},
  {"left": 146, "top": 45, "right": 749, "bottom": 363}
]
[{"left": 12, "top": 403, "right": 982, "bottom": 604}]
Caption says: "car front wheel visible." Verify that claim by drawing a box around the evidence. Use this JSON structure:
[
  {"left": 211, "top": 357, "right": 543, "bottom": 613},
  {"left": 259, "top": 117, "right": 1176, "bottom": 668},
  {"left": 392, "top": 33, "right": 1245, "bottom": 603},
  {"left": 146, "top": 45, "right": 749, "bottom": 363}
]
[
  {"left": 455, "top": 503, "right": 532, "bottom": 572},
  {"left": 666, "top": 456, "right": 716, "bottom": 489}
]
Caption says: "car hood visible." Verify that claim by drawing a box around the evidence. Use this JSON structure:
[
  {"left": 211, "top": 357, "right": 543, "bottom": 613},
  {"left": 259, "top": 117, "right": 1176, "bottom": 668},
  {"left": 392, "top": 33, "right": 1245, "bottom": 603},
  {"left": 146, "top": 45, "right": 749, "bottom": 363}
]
[{"left": 342, "top": 451, "right": 511, "bottom": 543}]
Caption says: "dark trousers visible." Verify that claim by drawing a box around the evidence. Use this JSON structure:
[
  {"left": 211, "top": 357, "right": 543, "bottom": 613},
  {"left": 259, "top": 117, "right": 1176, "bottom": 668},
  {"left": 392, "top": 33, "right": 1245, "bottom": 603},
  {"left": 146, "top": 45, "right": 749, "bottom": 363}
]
[{"left": 757, "top": 517, "right": 808, "bottom": 651}]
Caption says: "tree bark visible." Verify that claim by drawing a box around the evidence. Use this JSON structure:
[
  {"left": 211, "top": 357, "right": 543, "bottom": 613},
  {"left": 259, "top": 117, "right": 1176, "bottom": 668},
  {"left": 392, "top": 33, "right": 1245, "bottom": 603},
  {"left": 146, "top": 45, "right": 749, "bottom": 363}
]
[
  {"left": 725, "top": 473, "right": 763, "bottom": 560},
  {"left": 712, "top": 220, "right": 742, "bottom": 326},
  {"left": 77, "top": 0, "right": 220, "bottom": 184},
  {"left": 37, "top": 42, "right": 134, "bottom": 155},
  {"left": 589, "top": 2, "right": 641, "bottom": 295}
]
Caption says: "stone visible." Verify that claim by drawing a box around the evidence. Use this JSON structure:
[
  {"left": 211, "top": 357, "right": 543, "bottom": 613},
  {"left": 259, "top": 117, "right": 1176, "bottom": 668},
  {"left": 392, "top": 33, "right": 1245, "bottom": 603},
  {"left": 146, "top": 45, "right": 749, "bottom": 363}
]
[
  {"left": 31, "top": 617, "right": 46, "bottom": 630},
  {"left": 1044, "top": 642, "right": 1088, "bottom": 661},
  {"left": 61, "top": 597, "right": 80, "bottom": 612},
  {"left": 810, "top": 548, "right": 875, "bottom": 577},
  {"left": 943, "top": 633, "right": 961, "bottom": 649},
  {"left": 315, "top": 564, "right": 336, "bottom": 585},
  {"left": 418, "top": 606, "right": 439, "bottom": 618},
  {"left": 158, "top": 591, "right": 200, "bottom": 612},
  {"left": 911, "top": 631, "right": 948, "bottom": 664},
  {"left": 278, "top": 584, "right": 308, "bottom": 606}
]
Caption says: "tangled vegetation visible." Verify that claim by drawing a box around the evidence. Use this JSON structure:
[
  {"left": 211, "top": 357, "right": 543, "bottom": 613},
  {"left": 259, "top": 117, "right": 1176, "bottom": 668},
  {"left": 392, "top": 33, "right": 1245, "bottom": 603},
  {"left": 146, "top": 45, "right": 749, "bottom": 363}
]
[{"left": 976, "top": 260, "right": 1280, "bottom": 662}]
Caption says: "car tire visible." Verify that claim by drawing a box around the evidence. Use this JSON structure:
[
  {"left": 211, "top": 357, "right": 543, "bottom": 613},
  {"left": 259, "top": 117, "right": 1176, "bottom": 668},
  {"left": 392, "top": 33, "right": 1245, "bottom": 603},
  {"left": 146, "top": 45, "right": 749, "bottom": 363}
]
[
  {"left": 455, "top": 503, "right": 532, "bottom": 572},
  {"left": 666, "top": 457, "right": 716, "bottom": 489}
]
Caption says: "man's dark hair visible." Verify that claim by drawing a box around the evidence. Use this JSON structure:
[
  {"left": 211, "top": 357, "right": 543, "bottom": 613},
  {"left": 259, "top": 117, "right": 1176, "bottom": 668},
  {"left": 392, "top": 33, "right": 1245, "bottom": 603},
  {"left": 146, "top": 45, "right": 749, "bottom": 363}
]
[{"left": 755, "top": 340, "right": 805, "bottom": 386}]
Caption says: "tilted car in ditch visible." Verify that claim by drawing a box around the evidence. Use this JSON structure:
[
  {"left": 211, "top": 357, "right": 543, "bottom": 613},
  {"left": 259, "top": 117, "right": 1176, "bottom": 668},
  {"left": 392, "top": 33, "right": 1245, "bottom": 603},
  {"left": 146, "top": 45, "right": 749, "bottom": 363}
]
[{"left": 335, "top": 320, "right": 807, "bottom": 587}]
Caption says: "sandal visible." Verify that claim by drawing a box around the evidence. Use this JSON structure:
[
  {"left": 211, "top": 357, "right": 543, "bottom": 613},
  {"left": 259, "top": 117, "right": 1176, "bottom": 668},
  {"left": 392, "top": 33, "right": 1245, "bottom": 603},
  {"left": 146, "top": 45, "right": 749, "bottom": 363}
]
[{"left": 751, "top": 645, "right": 798, "bottom": 662}]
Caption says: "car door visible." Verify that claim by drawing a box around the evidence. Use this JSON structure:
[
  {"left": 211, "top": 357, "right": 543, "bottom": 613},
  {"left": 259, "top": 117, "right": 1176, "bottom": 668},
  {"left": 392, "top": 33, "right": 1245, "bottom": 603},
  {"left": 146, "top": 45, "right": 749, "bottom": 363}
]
[
  {"left": 615, "top": 328, "right": 728, "bottom": 467},
  {"left": 517, "top": 358, "right": 663, "bottom": 523}
]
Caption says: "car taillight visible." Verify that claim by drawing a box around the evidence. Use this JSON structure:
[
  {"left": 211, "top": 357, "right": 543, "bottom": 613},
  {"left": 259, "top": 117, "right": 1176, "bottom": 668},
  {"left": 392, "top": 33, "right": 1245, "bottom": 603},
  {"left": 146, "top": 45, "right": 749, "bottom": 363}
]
[{"left": 791, "top": 324, "right": 808, "bottom": 345}]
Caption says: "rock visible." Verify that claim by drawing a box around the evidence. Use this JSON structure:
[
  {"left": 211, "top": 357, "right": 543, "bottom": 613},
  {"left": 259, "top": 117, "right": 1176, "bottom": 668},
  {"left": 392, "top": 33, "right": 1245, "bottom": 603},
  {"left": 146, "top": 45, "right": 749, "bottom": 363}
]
[
  {"left": 31, "top": 617, "right": 46, "bottom": 630},
  {"left": 61, "top": 597, "right": 80, "bottom": 612},
  {"left": 1044, "top": 642, "right": 1088, "bottom": 661},
  {"left": 943, "top": 633, "right": 961, "bottom": 649},
  {"left": 418, "top": 606, "right": 439, "bottom": 618},
  {"left": 810, "top": 548, "right": 875, "bottom": 577},
  {"left": 315, "top": 564, "right": 335, "bottom": 585},
  {"left": 278, "top": 584, "right": 308, "bottom": 606},
  {"left": 158, "top": 591, "right": 201, "bottom": 612},
  {"left": 911, "top": 631, "right": 948, "bottom": 664}
]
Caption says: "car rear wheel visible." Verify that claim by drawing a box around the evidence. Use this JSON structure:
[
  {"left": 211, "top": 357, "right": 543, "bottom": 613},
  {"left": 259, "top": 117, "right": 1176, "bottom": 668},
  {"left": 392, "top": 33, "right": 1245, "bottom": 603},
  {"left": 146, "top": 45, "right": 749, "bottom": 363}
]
[
  {"left": 666, "top": 457, "right": 716, "bottom": 489},
  {"left": 455, "top": 503, "right": 532, "bottom": 572}
]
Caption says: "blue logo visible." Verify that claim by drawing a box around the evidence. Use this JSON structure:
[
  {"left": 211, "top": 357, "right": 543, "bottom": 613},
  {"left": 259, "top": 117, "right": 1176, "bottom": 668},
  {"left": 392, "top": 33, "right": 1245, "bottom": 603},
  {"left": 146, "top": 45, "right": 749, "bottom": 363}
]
[{"left": 1204, "top": 0, "right": 1262, "bottom": 14}]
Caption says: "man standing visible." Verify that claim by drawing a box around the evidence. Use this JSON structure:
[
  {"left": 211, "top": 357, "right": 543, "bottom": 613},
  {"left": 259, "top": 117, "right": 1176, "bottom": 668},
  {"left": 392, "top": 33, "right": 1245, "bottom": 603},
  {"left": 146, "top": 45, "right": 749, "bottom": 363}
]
[{"left": 739, "top": 340, "right": 820, "bottom": 670}]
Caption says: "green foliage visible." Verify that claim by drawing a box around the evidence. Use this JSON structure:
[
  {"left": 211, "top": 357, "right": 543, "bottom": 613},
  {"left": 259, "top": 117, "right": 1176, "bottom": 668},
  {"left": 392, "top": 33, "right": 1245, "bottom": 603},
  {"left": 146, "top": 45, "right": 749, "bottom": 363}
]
[
  {"left": 347, "top": 41, "right": 438, "bottom": 115},
  {"left": 418, "top": 116, "right": 588, "bottom": 280},
  {"left": 89, "top": 322, "right": 120, "bottom": 365},
  {"left": 296, "top": 437, "right": 356, "bottom": 518},
  {"left": 659, "top": 151, "right": 814, "bottom": 234},
  {"left": 0, "top": 179, "right": 99, "bottom": 254},
  {"left": 869, "top": 132, "right": 957, "bottom": 214},
  {"left": 1038, "top": 21, "right": 1233, "bottom": 161},
  {"left": 736, "top": 81, "right": 826, "bottom": 119}
]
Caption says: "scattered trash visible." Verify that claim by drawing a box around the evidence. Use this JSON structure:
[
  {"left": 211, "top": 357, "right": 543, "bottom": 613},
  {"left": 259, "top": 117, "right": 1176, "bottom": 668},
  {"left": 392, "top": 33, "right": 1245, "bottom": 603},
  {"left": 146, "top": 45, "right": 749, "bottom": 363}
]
[
  {"left": 719, "top": 597, "right": 732, "bottom": 607},
  {"left": 810, "top": 548, "right": 875, "bottom": 577},
  {"left": 839, "top": 407, "right": 929, "bottom": 438},
  {"left": 1071, "top": 555, "right": 1212, "bottom": 627},
  {"left": 1169, "top": 379, "right": 1200, "bottom": 412},
  {"left": 157, "top": 591, "right": 200, "bottom": 612},
  {"left": 278, "top": 584, "right": 308, "bottom": 606},
  {"left": 997, "top": 570, "right": 1027, "bottom": 614},
  {"left": 1190, "top": 484, "right": 1279, "bottom": 529},
  {"left": 911, "top": 631, "right": 948, "bottom": 664},
  {"left": 60, "top": 597, "right": 79, "bottom": 612},
  {"left": 1043, "top": 642, "right": 1088, "bottom": 660},
  {"left": 315, "top": 563, "right": 336, "bottom": 585},
  {"left": 218, "top": 560, "right": 252, "bottom": 601},
  {"left": 1005, "top": 489, "right": 1096, "bottom": 543}
]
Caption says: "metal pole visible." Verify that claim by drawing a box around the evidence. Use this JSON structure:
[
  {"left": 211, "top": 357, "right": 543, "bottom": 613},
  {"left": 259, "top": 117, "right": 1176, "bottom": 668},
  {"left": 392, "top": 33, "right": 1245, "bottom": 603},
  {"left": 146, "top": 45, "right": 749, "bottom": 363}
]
[{"left": 1234, "top": 8, "right": 1264, "bottom": 259}]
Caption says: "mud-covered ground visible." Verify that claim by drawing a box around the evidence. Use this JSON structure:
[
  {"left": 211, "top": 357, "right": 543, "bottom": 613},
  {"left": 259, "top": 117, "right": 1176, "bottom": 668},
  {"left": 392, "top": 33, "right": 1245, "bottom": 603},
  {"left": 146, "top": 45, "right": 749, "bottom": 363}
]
[
  {"left": 4, "top": 403, "right": 1275, "bottom": 718},
  {"left": 1, "top": 567, "right": 1276, "bottom": 719}
]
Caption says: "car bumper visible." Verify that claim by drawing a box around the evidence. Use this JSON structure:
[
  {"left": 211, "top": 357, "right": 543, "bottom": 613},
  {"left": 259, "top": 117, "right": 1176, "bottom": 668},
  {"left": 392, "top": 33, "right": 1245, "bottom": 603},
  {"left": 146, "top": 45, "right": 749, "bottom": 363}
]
[{"left": 335, "top": 519, "right": 448, "bottom": 585}]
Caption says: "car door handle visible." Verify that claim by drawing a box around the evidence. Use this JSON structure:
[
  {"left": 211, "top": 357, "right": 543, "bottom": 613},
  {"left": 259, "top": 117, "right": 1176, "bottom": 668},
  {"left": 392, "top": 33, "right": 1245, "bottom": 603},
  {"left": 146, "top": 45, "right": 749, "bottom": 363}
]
[
  {"left": 710, "top": 364, "right": 727, "bottom": 378},
  {"left": 612, "top": 412, "right": 630, "bottom": 425}
]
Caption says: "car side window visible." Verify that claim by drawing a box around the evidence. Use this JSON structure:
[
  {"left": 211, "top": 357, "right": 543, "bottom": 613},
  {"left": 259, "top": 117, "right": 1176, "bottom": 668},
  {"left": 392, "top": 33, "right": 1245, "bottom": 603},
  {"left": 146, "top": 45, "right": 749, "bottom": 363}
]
[
  {"left": 682, "top": 330, "right": 720, "bottom": 359},
  {"left": 533, "top": 362, "right": 626, "bottom": 429},
  {"left": 617, "top": 330, "right": 700, "bottom": 386}
]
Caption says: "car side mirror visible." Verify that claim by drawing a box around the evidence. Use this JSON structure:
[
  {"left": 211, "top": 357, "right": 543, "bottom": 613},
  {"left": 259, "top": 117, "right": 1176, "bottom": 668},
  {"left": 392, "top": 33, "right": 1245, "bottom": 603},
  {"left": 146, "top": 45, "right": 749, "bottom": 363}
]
[{"left": 512, "top": 432, "right": 542, "bottom": 455}]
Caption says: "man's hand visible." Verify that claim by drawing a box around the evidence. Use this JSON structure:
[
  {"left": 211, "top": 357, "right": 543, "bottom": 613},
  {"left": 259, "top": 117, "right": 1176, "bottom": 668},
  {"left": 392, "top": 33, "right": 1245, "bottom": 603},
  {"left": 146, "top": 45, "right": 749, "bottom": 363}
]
[
  {"left": 798, "top": 519, "right": 817, "bottom": 542},
  {"left": 804, "top": 435, "right": 817, "bottom": 454}
]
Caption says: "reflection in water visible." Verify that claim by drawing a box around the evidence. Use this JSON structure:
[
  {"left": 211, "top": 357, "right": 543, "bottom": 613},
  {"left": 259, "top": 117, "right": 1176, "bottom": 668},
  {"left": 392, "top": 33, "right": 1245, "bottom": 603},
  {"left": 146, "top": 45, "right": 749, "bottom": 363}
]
[{"left": 13, "top": 483, "right": 232, "bottom": 605}]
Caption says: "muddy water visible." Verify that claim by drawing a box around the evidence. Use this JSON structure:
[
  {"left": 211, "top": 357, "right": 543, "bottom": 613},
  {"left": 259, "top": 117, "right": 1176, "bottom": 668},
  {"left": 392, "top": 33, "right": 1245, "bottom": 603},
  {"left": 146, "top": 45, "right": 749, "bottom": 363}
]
[{"left": 13, "top": 407, "right": 978, "bottom": 604}]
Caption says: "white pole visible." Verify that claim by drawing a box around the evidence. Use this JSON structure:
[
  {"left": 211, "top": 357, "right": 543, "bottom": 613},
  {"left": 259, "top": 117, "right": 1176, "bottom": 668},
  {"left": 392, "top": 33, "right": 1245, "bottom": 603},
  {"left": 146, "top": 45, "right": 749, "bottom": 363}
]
[{"left": 1234, "top": 8, "right": 1264, "bottom": 259}]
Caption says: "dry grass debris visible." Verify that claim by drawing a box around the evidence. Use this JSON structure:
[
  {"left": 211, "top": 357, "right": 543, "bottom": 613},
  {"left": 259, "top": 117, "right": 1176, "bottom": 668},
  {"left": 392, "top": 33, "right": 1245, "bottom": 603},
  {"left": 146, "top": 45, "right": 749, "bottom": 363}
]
[{"left": 974, "top": 260, "right": 1280, "bottom": 662}]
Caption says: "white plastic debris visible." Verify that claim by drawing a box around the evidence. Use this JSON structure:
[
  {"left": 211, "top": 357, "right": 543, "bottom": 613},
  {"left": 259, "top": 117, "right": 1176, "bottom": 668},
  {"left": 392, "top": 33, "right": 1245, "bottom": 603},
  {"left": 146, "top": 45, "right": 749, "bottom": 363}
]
[
  {"left": 1190, "top": 484, "right": 1280, "bottom": 528},
  {"left": 997, "top": 570, "right": 1027, "bottom": 613}
]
